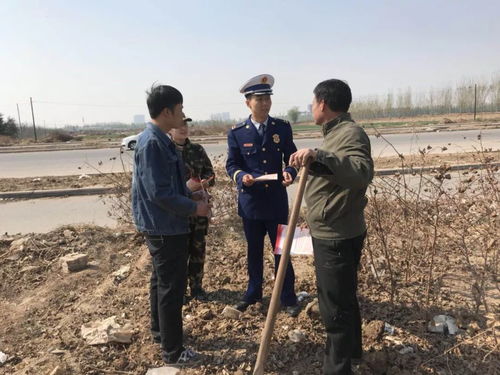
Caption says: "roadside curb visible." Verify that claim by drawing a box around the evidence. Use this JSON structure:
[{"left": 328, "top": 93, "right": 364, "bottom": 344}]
[
  {"left": 1, "top": 162, "right": 497, "bottom": 200},
  {"left": 375, "top": 162, "right": 499, "bottom": 176},
  {"left": 0, "top": 187, "right": 113, "bottom": 199}
]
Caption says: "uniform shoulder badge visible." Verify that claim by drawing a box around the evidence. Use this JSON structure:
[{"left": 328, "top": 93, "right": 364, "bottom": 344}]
[{"left": 273, "top": 134, "right": 280, "bottom": 143}]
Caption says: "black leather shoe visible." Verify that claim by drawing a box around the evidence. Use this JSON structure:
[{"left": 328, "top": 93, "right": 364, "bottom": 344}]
[
  {"left": 284, "top": 304, "right": 301, "bottom": 317},
  {"left": 151, "top": 330, "right": 161, "bottom": 344},
  {"left": 235, "top": 300, "right": 252, "bottom": 312},
  {"left": 191, "top": 287, "right": 207, "bottom": 300}
]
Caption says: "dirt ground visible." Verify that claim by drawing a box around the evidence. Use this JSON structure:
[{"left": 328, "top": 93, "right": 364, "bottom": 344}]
[
  {"left": 0, "top": 174, "right": 116, "bottom": 193},
  {"left": 0, "top": 220, "right": 498, "bottom": 374},
  {"left": 1, "top": 151, "right": 498, "bottom": 193}
]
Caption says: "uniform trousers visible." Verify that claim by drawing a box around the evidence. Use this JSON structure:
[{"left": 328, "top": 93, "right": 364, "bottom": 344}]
[
  {"left": 146, "top": 233, "right": 188, "bottom": 362},
  {"left": 242, "top": 218, "right": 297, "bottom": 306},
  {"left": 312, "top": 232, "right": 366, "bottom": 375}
]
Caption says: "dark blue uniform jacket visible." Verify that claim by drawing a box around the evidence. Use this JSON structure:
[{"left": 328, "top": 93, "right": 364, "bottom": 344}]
[{"left": 226, "top": 116, "right": 298, "bottom": 221}]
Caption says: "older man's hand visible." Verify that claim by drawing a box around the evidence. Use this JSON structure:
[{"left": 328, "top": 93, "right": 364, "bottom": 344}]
[{"left": 290, "top": 148, "right": 317, "bottom": 168}]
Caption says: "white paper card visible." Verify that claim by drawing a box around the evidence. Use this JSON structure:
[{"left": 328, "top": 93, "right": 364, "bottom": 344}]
[
  {"left": 274, "top": 224, "right": 314, "bottom": 256},
  {"left": 254, "top": 173, "right": 278, "bottom": 181}
]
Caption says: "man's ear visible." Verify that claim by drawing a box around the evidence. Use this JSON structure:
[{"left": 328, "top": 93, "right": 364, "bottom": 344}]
[
  {"left": 245, "top": 99, "right": 251, "bottom": 109},
  {"left": 161, "top": 107, "right": 171, "bottom": 118},
  {"left": 319, "top": 100, "right": 326, "bottom": 112}
]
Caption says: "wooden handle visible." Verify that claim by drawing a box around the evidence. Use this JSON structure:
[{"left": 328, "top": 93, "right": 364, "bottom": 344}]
[{"left": 253, "top": 161, "right": 310, "bottom": 375}]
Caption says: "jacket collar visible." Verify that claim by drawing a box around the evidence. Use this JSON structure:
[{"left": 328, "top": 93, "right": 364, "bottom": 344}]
[
  {"left": 173, "top": 137, "right": 192, "bottom": 150},
  {"left": 146, "top": 122, "right": 175, "bottom": 150},
  {"left": 322, "top": 112, "right": 353, "bottom": 136}
]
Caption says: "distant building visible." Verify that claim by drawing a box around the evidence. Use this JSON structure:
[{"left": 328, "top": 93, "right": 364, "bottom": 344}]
[
  {"left": 307, "top": 104, "right": 312, "bottom": 113},
  {"left": 133, "top": 114, "right": 146, "bottom": 125},
  {"left": 210, "top": 112, "right": 230, "bottom": 122}
]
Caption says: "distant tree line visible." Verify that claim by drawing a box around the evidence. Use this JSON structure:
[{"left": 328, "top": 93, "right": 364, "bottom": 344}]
[
  {"left": 0, "top": 114, "right": 18, "bottom": 137},
  {"left": 350, "top": 75, "right": 500, "bottom": 120}
]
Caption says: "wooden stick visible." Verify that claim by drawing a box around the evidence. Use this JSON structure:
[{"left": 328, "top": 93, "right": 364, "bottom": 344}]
[{"left": 253, "top": 161, "right": 310, "bottom": 375}]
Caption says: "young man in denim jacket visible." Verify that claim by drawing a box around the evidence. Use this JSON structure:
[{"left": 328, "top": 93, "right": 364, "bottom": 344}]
[{"left": 132, "top": 85, "right": 210, "bottom": 365}]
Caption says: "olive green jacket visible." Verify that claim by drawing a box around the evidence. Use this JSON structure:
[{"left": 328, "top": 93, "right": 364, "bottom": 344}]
[{"left": 305, "top": 113, "right": 373, "bottom": 240}]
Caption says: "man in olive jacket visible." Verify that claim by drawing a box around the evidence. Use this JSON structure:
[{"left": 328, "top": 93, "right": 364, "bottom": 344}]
[{"left": 290, "top": 79, "right": 373, "bottom": 375}]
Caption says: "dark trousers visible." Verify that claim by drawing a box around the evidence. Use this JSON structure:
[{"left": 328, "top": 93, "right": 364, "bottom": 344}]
[
  {"left": 146, "top": 233, "right": 189, "bottom": 362},
  {"left": 312, "top": 233, "right": 366, "bottom": 375},
  {"left": 242, "top": 218, "right": 297, "bottom": 306}
]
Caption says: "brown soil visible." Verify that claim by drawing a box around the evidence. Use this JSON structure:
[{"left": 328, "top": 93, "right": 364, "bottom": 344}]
[
  {"left": 0, "top": 222, "right": 497, "bottom": 374},
  {"left": 374, "top": 150, "right": 499, "bottom": 169},
  {"left": 0, "top": 174, "right": 117, "bottom": 193}
]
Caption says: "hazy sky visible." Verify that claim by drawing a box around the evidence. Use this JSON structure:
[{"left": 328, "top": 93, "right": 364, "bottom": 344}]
[{"left": 0, "top": 0, "right": 499, "bottom": 127}]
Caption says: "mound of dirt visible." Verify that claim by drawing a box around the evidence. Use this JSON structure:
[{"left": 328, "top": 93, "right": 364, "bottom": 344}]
[{"left": 0, "top": 223, "right": 497, "bottom": 374}]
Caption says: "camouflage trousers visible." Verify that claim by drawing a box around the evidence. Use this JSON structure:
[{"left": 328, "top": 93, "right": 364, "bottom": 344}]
[{"left": 187, "top": 216, "right": 209, "bottom": 292}]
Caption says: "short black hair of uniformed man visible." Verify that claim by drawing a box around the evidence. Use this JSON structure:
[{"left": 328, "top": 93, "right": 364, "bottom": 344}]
[
  {"left": 146, "top": 84, "right": 183, "bottom": 119},
  {"left": 313, "top": 79, "right": 352, "bottom": 113}
]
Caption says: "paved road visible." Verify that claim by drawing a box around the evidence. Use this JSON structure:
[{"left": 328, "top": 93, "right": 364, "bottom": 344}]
[
  {"left": 1, "top": 195, "right": 117, "bottom": 234},
  {"left": 1, "top": 129, "right": 499, "bottom": 178}
]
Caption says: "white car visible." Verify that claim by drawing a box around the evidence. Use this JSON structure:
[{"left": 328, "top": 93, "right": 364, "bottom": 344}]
[{"left": 121, "top": 133, "right": 141, "bottom": 150}]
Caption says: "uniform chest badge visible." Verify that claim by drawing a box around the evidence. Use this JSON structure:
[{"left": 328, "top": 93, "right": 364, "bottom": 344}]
[
  {"left": 243, "top": 143, "right": 253, "bottom": 147},
  {"left": 273, "top": 134, "right": 280, "bottom": 144}
]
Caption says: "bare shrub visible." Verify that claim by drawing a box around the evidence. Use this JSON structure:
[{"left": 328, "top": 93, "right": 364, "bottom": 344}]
[
  {"left": 0, "top": 135, "right": 15, "bottom": 146},
  {"left": 364, "top": 130, "right": 499, "bottom": 314},
  {"left": 100, "top": 152, "right": 239, "bottom": 231},
  {"left": 42, "top": 130, "right": 80, "bottom": 143},
  {"left": 189, "top": 123, "right": 232, "bottom": 137}
]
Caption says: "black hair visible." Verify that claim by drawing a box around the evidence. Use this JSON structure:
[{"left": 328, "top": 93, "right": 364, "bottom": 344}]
[
  {"left": 313, "top": 79, "right": 352, "bottom": 112},
  {"left": 146, "top": 84, "right": 183, "bottom": 119}
]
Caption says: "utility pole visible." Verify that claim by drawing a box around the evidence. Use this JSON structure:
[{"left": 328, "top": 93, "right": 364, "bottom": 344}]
[
  {"left": 473, "top": 84, "right": 477, "bottom": 121},
  {"left": 16, "top": 104, "right": 22, "bottom": 135},
  {"left": 30, "top": 97, "right": 38, "bottom": 142}
]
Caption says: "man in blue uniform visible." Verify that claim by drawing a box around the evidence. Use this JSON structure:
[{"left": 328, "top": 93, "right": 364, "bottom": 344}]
[{"left": 226, "top": 74, "right": 300, "bottom": 317}]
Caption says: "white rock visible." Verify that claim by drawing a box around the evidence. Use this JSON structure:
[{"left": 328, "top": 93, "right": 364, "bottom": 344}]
[
  {"left": 297, "top": 291, "right": 310, "bottom": 302},
  {"left": 384, "top": 322, "right": 396, "bottom": 335},
  {"left": 9, "top": 237, "right": 29, "bottom": 252},
  {"left": 222, "top": 305, "right": 242, "bottom": 319},
  {"left": 63, "top": 229, "right": 74, "bottom": 238},
  {"left": 113, "top": 265, "right": 131, "bottom": 282},
  {"left": 288, "top": 329, "right": 306, "bottom": 343},
  {"left": 0, "top": 351, "right": 8, "bottom": 364},
  {"left": 428, "top": 315, "right": 458, "bottom": 335},
  {"left": 60, "top": 253, "right": 88, "bottom": 273},
  {"left": 398, "top": 346, "right": 414, "bottom": 355},
  {"left": 146, "top": 367, "right": 181, "bottom": 375},
  {"left": 81, "top": 316, "right": 133, "bottom": 345}
]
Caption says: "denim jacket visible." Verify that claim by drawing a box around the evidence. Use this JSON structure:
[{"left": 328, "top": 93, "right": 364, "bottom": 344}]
[{"left": 132, "top": 122, "right": 196, "bottom": 235}]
